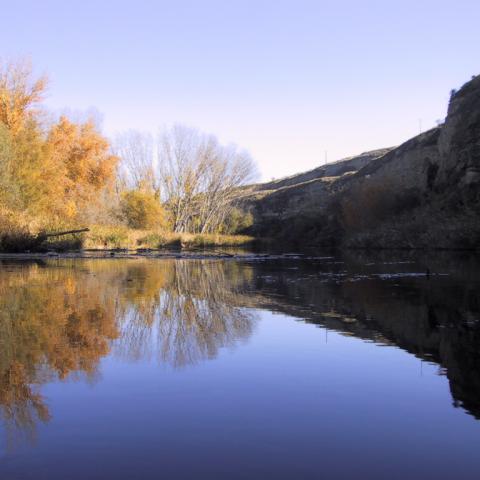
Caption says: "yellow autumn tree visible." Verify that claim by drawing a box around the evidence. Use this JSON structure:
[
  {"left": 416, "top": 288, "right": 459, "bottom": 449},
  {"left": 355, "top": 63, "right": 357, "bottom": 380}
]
[
  {"left": 120, "top": 188, "right": 168, "bottom": 230},
  {"left": 46, "top": 116, "right": 118, "bottom": 223},
  {"left": 0, "top": 59, "right": 119, "bottom": 236},
  {"left": 0, "top": 60, "right": 53, "bottom": 225},
  {"left": 0, "top": 59, "right": 47, "bottom": 136}
]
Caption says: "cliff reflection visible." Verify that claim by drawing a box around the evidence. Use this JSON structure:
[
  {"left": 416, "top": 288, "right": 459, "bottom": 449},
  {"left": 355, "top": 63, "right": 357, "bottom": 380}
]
[
  {"left": 2, "top": 254, "right": 480, "bottom": 448},
  {"left": 249, "top": 252, "right": 480, "bottom": 420},
  {"left": 0, "top": 259, "right": 256, "bottom": 445}
]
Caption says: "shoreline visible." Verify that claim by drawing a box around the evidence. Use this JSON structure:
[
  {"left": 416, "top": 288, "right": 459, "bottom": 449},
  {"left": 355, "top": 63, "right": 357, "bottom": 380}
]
[
  {"left": 0, "top": 247, "right": 479, "bottom": 262},
  {"left": 0, "top": 249, "right": 308, "bottom": 261}
]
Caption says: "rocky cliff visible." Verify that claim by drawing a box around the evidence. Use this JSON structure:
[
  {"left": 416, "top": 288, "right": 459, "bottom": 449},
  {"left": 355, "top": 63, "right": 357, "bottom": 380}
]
[{"left": 246, "top": 74, "right": 480, "bottom": 249}]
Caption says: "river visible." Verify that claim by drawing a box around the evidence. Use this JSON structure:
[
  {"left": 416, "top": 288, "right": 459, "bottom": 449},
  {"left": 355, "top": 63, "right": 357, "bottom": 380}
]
[{"left": 0, "top": 252, "right": 479, "bottom": 479}]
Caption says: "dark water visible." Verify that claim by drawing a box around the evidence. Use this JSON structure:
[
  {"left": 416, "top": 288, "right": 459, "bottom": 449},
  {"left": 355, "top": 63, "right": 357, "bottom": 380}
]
[{"left": 1, "top": 252, "right": 480, "bottom": 479}]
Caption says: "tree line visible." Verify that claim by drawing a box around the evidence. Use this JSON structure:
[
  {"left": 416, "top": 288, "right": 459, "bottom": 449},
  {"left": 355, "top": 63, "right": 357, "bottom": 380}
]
[
  {"left": 115, "top": 125, "right": 255, "bottom": 233},
  {"left": 0, "top": 59, "right": 256, "bottom": 247}
]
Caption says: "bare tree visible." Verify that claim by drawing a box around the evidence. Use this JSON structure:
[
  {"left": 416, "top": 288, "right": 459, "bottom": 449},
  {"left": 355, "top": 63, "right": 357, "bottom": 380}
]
[
  {"left": 113, "top": 130, "right": 159, "bottom": 195},
  {"left": 157, "top": 125, "right": 256, "bottom": 233}
]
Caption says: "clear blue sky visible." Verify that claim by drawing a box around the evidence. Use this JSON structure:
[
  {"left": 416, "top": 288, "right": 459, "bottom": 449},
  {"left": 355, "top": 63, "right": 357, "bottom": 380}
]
[{"left": 2, "top": 0, "right": 479, "bottom": 180}]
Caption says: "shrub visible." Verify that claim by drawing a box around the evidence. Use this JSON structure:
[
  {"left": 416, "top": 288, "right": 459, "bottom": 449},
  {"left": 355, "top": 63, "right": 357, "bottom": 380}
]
[
  {"left": 43, "top": 236, "right": 84, "bottom": 252},
  {"left": 0, "top": 207, "right": 36, "bottom": 252},
  {"left": 221, "top": 208, "right": 254, "bottom": 234},
  {"left": 84, "top": 225, "right": 130, "bottom": 249},
  {"left": 120, "top": 190, "right": 167, "bottom": 230},
  {"left": 137, "top": 232, "right": 182, "bottom": 248}
]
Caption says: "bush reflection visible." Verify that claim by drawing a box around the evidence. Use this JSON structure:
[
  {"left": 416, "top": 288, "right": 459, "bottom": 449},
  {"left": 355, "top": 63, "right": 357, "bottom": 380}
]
[{"left": 0, "top": 259, "right": 256, "bottom": 446}]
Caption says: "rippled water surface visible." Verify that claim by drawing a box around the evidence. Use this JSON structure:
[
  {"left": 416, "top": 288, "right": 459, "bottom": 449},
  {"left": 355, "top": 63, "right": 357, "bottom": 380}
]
[{"left": 1, "top": 253, "right": 480, "bottom": 479}]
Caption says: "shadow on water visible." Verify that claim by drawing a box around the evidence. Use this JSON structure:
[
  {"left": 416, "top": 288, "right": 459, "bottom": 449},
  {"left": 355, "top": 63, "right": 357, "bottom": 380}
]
[{"left": 0, "top": 250, "right": 479, "bottom": 448}]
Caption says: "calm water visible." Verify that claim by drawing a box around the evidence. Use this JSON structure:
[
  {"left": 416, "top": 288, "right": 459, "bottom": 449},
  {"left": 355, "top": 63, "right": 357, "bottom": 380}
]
[{"left": 1, "top": 252, "right": 480, "bottom": 479}]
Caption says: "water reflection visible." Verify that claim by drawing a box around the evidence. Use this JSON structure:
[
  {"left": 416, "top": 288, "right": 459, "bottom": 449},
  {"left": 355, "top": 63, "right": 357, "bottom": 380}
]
[
  {"left": 0, "top": 259, "right": 256, "bottom": 446},
  {"left": 1, "top": 253, "right": 480, "bottom": 452},
  {"left": 116, "top": 261, "right": 255, "bottom": 366},
  {"left": 0, "top": 261, "right": 120, "bottom": 447},
  {"left": 249, "top": 251, "right": 480, "bottom": 419}
]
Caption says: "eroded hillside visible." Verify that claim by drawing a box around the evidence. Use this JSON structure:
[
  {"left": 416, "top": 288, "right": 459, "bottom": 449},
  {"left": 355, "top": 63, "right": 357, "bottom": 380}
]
[{"left": 245, "top": 74, "right": 480, "bottom": 249}]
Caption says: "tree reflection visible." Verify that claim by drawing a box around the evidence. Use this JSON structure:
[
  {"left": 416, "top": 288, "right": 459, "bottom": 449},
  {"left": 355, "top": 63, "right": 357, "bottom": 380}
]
[
  {"left": 3, "top": 253, "right": 479, "bottom": 449},
  {"left": 0, "top": 362, "right": 50, "bottom": 449},
  {"left": 116, "top": 261, "right": 255, "bottom": 366},
  {"left": 0, "top": 262, "right": 120, "bottom": 447},
  {"left": 0, "top": 259, "right": 256, "bottom": 446}
]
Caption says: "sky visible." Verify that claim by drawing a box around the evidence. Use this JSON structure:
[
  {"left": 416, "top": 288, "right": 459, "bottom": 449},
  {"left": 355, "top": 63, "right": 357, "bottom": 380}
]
[{"left": 1, "top": 0, "right": 479, "bottom": 181}]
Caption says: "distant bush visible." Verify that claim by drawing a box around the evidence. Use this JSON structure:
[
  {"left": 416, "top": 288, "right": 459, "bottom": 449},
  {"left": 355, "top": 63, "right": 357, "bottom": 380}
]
[
  {"left": 137, "top": 232, "right": 182, "bottom": 248},
  {"left": 84, "top": 225, "right": 130, "bottom": 249},
  {"left": 221, "top": 208, "right": 254, "bottom": 234},
  {"left": 120, "top": 190, "right": 168, "bottom": 230},
  {"left": 43, "top": 236, "right": 84, "bottom": 252}
]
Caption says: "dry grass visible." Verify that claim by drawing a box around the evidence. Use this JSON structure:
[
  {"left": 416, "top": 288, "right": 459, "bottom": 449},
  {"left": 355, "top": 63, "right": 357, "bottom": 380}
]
[
  {"left": 83, "top": 225, "right": 254, "bottom": 250},
  {"left": 0, "top": 218, "right": 255, "bottom": 252}
]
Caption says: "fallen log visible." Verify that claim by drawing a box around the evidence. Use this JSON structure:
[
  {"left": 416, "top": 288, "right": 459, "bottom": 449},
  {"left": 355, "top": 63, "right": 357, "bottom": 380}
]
[
  {"left": 43, "top": 228, "right": 90, "bottom": 239},
  {"left": 34, "top": 228, "right": 90, "bottom": 246}
]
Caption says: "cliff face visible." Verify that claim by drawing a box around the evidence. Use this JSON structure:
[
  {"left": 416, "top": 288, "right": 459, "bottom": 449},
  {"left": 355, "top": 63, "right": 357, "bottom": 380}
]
[
  {"left": 244, "top": 148, "right": 392, "bottom": 244},
  {"left": 247, "top": 74, "right": 480, "bottom": 249},
  {"left": 437, "top": 76, "right": 480, "bottom": 192}
]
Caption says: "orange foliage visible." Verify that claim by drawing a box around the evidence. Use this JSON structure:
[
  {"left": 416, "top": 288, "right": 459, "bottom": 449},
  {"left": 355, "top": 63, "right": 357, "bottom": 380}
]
[
  {"left": 0, "top": 59, "right": 47, "bottom": 136},
  {"left": 0, "top": 259, "right": 256, "bottom": 443},
  {"left": 0, "top": 60, "right": 118, "bottom": 230},
  {"left": 46, "top": 117, "right": 118, "bottom": 218}
]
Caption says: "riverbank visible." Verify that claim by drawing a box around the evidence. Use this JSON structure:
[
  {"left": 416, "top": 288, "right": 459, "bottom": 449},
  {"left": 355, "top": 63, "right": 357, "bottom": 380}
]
[{"left": 0, "top": 225, "right": 256, "bottom": 253}]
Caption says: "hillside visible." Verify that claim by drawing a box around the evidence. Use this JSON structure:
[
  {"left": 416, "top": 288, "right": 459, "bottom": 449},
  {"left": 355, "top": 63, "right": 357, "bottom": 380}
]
[
  {"left": 244, "top": 148, "right": 391, "bottom": 235},
  {"left": 253, "top": 147, "right": 392, "bottom": 192},
  {"left": 245, "top": 74, "right": 480, "bottom": 250}
]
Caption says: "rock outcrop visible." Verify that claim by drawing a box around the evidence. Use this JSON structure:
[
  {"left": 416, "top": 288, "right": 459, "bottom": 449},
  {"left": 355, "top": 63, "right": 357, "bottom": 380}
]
[{"left": 245, "top": 74, "right": 480, "bottom": 249}]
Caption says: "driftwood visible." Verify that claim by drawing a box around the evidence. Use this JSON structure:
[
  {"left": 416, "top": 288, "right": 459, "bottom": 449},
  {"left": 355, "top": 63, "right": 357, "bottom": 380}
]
[
  {"left": 35, "top": 228, "right": 90, "bottom": 245},
  {"left": 43, "top": 228, "right": 90, "bottom": 239}
]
